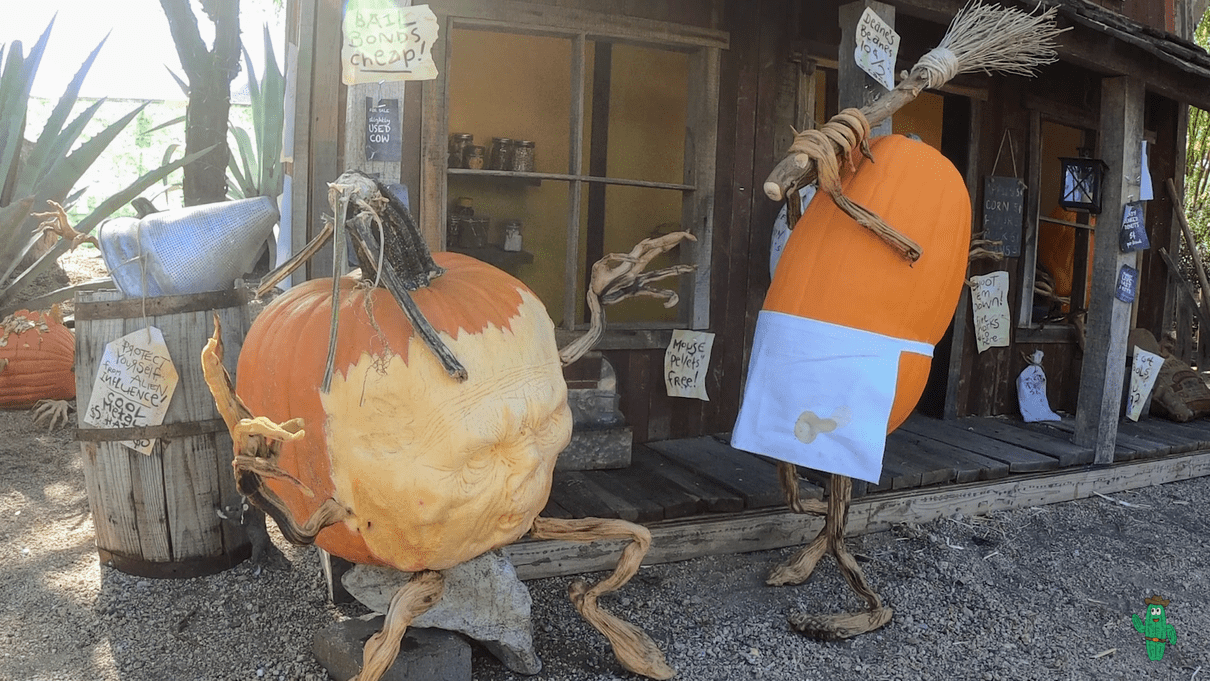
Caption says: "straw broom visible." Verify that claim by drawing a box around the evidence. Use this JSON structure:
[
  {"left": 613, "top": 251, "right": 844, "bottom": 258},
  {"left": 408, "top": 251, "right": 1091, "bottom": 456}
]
[{"left": 764, "top": 1, "right": 1068, "bottom": 213}]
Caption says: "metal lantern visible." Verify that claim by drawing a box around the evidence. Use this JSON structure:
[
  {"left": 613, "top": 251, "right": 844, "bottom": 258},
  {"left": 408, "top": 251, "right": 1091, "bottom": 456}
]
[{"left": 1058, "top": 155, "right": 1108, "bottom": 214}]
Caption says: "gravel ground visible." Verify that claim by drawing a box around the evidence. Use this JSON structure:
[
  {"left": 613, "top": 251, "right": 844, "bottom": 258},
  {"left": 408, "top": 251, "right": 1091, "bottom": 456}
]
[{"left": 1, "top": 403, "right": 1207, "bottom": 681}]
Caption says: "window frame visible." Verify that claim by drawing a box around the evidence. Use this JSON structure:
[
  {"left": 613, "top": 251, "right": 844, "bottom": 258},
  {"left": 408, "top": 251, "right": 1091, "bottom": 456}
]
[{"left": 419, "top": 1, "right": 726, "bottom": 345}]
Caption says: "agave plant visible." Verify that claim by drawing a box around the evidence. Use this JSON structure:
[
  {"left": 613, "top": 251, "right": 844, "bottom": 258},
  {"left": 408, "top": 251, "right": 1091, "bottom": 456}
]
[
  {"left": 227, "top": 24, "right": 285, "bottom": 200},
  {"left": 0, "top": 18, "right": 212, "bottom": 311}
]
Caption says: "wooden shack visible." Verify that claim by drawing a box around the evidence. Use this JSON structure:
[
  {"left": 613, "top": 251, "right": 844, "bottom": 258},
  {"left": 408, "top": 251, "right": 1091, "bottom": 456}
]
[{"left": 281, "top": 0, "right": 1210, "bottom": 571}]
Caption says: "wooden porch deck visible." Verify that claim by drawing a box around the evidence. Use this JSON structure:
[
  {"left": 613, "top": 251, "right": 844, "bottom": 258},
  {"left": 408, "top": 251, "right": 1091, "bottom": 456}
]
[
  {"left": 540, "top": 413, "right": 1210, "bottom": 525},
  {"left": 492, "top": 414, "right": 1210, "bottom": 580}
]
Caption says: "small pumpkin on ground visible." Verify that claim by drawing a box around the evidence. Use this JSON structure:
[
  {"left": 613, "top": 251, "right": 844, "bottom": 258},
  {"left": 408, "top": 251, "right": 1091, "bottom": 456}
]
[{"left": 0, "top": 306, "right": 75, "bottom": 408}]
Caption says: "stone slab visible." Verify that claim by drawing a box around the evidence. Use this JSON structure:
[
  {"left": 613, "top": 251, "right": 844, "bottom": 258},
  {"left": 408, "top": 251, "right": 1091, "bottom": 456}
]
[
  {"left": 556, "top": 426, "right": 633, "bottom": 471},
  {"left": 313, "top": 616, "right": 471, "bottom": 681}
]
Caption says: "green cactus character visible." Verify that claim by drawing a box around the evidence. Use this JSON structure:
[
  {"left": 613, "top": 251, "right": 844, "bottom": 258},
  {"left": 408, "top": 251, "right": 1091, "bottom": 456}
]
[{"left": 1132, "top": 595, "right": 1177, "bottom": 661}]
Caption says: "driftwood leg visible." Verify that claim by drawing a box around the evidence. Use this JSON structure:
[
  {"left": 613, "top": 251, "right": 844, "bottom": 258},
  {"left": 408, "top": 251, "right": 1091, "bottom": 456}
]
[
  {"left": 201, "top": 315, "right": 352, "bottom": 545},
  {"left": 770, "top": 469, "right": 892, "bottom": 640},
  {"left": 530, "top": 517, "right": 675, "bottom": 680},
  {"left": 355, "top": 570, "right": 445, "bottom": 681}
]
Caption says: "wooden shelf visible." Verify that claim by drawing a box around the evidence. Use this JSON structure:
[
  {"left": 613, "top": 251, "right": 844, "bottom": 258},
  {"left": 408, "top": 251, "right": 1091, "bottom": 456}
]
[
  {"left": 447, "top": 168, "right": 543, "bottom": 186},
  {"left": 451, "top": 244, "right": 535, "bottom": 272}
]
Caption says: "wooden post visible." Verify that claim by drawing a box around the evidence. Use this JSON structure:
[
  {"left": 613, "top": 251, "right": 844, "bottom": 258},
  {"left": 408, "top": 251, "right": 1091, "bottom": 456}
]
[
  {"left": 838, "top": 1, "right": 894, "bottom": 138},
  {"left": 1074, "top": 76, "right": 1144, "bottom": 463}
]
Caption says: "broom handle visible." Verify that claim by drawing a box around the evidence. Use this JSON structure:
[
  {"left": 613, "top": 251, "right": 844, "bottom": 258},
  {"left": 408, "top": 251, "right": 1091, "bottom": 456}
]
[{"left": 764, "top": 67, "right": 932, "bottom": 201}]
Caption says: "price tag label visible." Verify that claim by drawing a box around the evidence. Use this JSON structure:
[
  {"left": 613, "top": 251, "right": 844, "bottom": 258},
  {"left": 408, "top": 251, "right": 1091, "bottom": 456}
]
[
  {"left": 854, "top": 7, "right": 899, "bottom": 91},
  {"left": 84, "top": 327, "right": 179, "bottom": 455}
]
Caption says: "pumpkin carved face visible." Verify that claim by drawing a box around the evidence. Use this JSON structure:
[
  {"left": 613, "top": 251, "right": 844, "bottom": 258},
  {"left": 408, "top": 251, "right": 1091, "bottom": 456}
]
[
  {"left": 0, "top": 308, "right": 75, "bottom": 408},
  {"left": 236, "top": 253, "right": 572, "bottom": 571}
]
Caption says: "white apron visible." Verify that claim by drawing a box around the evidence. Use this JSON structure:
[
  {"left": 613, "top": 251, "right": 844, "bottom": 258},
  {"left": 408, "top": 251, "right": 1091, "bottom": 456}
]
[{"left": 731, "top": 310, "right": 933, "bottom": 484}]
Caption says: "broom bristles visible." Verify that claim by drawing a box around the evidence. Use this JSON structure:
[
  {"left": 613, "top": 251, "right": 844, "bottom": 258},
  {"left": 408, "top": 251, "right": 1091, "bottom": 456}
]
[{"left": 939, "top": 1, "right": 1068, "bottom": 78}]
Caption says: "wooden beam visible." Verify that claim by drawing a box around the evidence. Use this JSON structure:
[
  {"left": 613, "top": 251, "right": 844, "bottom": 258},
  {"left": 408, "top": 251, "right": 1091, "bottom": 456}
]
[
  {"left": 838, "top": 1, "right": 894, "bottom": 138},
  {"left": 1074, "top": 76, "right": 1145, "bottom": 462},
  {"left": 504, "top": 449, "right": 1210, "bottom": 580}
]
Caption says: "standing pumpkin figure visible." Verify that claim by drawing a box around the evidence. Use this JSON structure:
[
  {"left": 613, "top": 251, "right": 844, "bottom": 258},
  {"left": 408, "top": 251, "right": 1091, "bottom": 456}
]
[{"left": 1133, "top": 595, "right": 1177, "bottom": 660}]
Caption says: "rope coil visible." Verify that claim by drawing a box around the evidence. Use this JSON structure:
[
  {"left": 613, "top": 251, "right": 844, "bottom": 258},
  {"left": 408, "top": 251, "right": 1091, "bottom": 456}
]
[{"left": 785, "top": 108, "right": 923, "bottom": 263}]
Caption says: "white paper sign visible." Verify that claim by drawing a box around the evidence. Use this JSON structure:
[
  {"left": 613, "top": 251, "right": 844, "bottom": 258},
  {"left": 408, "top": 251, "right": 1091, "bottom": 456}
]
[
  {"left": 665, "top": 330, "right": 714, "bottom": 401},
  {"left": 84, "top": 327, "right": 179, "bottom": 455},
  {"left": 1126, "top": 347, "right": 1163, "bottom": 421},
  {"left": 342, "top": 2, "right": 439, "bottom": 85},
  {"left": 970, "top": 271, "right": 1011, "bottom": 352},
  {"left": 1139, "top": 139, "right": 1154, "bottom": 201},
  {"left": 854, "top": 7, "right": 899, "bottom": 90}
]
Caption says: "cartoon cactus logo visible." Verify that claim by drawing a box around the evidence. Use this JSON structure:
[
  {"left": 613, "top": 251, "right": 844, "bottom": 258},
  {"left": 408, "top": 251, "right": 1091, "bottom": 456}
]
[{"left": 1132, "top": 595, "right": 1177, "bottom": 661}]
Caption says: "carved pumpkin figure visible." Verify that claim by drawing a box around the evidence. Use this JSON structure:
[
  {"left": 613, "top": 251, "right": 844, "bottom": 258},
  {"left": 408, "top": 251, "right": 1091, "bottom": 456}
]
[{"left": 236, "top": 254, "right": 573, "bottom": 571}]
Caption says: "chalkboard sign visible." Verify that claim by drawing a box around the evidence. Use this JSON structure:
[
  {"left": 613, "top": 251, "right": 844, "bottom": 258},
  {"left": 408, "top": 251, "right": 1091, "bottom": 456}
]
[
  {"left": 1116, "top": 264, "right": 1139, "bottom": 303},
  {"left": 365, "top": 97, "right": 401, "bottom": 162},
  {"left": 982, "top": 176, "right": 1025, "bottom": 257},
  {"left": 1119, "top": 200, "right": 1149, "bottom": 252}
]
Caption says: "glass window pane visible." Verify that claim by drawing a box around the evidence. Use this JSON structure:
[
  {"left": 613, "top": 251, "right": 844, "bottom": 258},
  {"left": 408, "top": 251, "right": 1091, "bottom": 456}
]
[
  {"left": 583, "top": 42, "right": 688, "bottom": 185},
  {"left": 449, "top": 28, "right": 571, "bottom": 174}
]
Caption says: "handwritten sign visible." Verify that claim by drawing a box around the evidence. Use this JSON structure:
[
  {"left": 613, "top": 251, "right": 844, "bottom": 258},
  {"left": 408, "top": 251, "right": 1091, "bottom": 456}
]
[
  {"left": 342, "top": 2, "right": 439, "bottom": 85},
  {"left": 1116, "top": 264, "right": 1139, "bottom": 303},
  {"left": 970, "top": 271, "right": 1011, "bottom": 353},
  {"left": 83, "top": 327, "right": 179, "bottom": 455},
  {"left": 770, "top": 185, "right": 817, "bottom": 278},
  {"left": 1017, "top": 351, "right": 1060, "bottom": 422},
  {"left": 982, "top": 176, "right": 1025, "bottom": 257},
  {"left": 1126, "top": 347, "right": 1163, "bottom": 421},
  {"left": 665, "top": 329, "right": 714, "bottom": 401},
  {"left": 1119, "top": 200, "right": 1148, "bottom": 252},
  {"left": 365, "top": 98, "right": 401, "bottom": 162},
  {"left": 854, "top": 7, "right": 899, "bottom": 90}
]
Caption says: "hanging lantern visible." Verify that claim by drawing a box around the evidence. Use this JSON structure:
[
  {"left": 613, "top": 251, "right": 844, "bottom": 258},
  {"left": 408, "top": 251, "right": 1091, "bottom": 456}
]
[{"left": 1058, "top": 155, "right": 1108, "bottom": 214}]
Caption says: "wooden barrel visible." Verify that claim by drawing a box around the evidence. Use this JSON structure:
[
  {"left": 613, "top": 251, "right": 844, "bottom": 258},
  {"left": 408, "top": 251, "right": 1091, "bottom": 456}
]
[{"left": 74, "top": 287, "right": 252, "bottom": 578}]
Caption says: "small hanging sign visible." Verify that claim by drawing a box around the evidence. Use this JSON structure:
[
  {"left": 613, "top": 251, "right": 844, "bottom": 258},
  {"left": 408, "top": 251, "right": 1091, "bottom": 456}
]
[
  {"left": 665, "top": 329, "right": 714, "bottom": 401},
  {"left": 982, "top": 176, "right": 1025, "bottom": 257},
  {"left": 970, "top": 271, "right": 1011, "bottom": 352},
  {"left": 365, "top": 97, "right": 401, "bottom": 162},
  {"left": 342, "top": 2, "right": 439, "bottom": 85},
  {"left": 1126, "top": 347, "right": 1163, "bottom": 422},
  {"left": 1116, "top": 264, "right": 1139, "bottom": 303},
  {"left": 1119, "top": 200, "right": 1148, "bottom": 252},
  {"left": 83, "top": 327, "right": 180, "bottom": 455},
  {"left": 854, "top": 7, "right": 899, "bottom": 91}
]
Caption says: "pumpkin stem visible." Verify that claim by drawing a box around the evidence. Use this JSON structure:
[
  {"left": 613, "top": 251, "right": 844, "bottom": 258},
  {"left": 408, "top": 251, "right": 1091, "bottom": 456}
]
[{"left": 331, "top": 171, "right": 468, "bottom": 382}]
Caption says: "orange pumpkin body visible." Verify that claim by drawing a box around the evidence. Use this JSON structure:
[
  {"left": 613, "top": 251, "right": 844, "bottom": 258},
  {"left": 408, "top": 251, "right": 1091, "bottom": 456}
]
[
  {"left": 236, "top": 252, "right": 572, "bottom": 571},
  {"left": 0, "top": 309, "right": 75, "bottom": 408},
  {"left": 764, "top": 134, "right": 971, "bottom": 431}
]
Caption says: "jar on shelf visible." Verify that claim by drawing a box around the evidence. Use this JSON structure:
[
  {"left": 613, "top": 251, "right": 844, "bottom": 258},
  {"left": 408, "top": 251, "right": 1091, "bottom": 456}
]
[
  {"left": 448, "top": 133, "right": 473, "bottom": 169},
  {"left": 501, "top": 220, "right": 523, "bottom": 252},
  {"left": 459, "top": 216, "right": 489, "bottom": 248},
  {"left": 488, "top": 137, "right": 514, "bottom": 171},
  {"left": 447, "top": 197, "right": 474, "bottom": 244},
  {"left": 511, "top": 140, "right": 535, "bottom": 172},
  {"left": 463, "top": 145, "right": 486, "bottom": 170}
]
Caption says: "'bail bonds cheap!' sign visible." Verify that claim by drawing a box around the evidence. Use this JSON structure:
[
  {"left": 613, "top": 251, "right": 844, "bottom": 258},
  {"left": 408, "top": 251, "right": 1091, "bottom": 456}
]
[
  {"left": 342, "top": 2, "right": 440, "bottom": 85},
  {"left": 84, "top": 327, "right": 179, "bottom": 455}
]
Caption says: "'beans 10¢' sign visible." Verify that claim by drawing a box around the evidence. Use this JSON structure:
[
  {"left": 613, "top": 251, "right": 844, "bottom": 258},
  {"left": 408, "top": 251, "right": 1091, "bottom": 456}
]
[{"left": 342, "top": 1, "right": 440, "bottom": 85}]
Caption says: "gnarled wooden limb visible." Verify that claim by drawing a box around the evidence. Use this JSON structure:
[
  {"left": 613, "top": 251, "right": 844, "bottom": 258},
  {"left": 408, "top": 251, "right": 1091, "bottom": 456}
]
[
  {"left": 355, "top": 570, "right": 445, "bottom": 681},
  {"left": 560, "top": 231, "right": 697, "bottom": 367},
  {"left": 201, "top": 314, "right": 352, "bottom": 546},
  {"left": 531, "top": 517, "right": 675, "bottom": 680},
  {"left": 777, "top": 462, "right": 828, "bottom": 515},
  {"left": 770, "top": 473, "right": 892, "bottom": 640}
]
